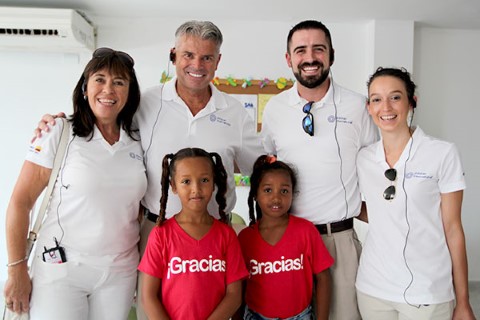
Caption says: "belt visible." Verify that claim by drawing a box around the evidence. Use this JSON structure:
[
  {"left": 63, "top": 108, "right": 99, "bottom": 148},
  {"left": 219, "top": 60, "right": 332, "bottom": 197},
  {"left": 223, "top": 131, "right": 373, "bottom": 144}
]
[
  {"left": 315, "top": 218, "right": 353, "bottom": 235},
  {"left": 146, "top": 210, "right": 159, "bottom": 223}
]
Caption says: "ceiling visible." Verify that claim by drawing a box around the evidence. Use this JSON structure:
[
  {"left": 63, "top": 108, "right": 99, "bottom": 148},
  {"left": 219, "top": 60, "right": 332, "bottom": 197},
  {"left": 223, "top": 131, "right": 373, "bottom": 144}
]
[{"left": 0, "top": 0, "right": 479, "bottom": 30}]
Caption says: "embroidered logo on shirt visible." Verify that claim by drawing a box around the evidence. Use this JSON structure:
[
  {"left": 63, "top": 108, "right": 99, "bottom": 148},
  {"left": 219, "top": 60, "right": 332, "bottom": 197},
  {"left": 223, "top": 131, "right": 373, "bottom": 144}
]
[
  {"left": 209, "top": 114, "right": 231, "bottom": 127},
  {"left": 405, "top": 172, "right": 433, "bottom": 179},
  {"left": 249, "top": 254, "right": 304, "bottom": 275},
  {"left": 167, "top": 255, "right": 226, "bottom": 279},
  {"left": 129, "top": 152, "right": 143, "bottom": 161},
  {"left": 328, "top": 115, "right": 353, "bottom": 124}
]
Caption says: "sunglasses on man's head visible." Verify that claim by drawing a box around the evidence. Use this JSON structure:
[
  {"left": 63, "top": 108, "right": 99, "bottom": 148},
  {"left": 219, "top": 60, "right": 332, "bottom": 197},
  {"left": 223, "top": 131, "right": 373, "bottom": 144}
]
[
  {"left": 92, "top": 47, "right": 135, "bottom": 68},
  {"left": 383, "top": 168, "right": 397, "bottom": 200},
  {"left": 302, "top": 101, "right": 314, "bottom": 136}
]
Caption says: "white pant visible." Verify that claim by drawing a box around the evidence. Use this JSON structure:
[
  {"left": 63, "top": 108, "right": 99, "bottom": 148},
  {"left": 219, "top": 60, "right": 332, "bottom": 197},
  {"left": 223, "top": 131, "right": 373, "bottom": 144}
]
[
  {"left": 29, "top": 257, "right": 137, "bottom": 320},
  {"left": 357, "top": 291, "right": 454, "bottom": 320}
]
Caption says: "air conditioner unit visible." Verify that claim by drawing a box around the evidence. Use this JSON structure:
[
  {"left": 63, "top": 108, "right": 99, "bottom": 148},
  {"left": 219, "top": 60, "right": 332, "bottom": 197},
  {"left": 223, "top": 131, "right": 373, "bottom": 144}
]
[{"left": 0, "top": 7, "right": 96, "bottom": 52}]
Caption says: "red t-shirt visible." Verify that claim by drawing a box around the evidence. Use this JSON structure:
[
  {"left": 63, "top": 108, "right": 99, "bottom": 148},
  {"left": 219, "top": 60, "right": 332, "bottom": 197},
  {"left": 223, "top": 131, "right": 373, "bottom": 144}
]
[
  {"left": 138, "top": 217, "right": 248, "bottom": 320},
  {"left": 238, "top": 215, "right": 334, "bottom": 318}
]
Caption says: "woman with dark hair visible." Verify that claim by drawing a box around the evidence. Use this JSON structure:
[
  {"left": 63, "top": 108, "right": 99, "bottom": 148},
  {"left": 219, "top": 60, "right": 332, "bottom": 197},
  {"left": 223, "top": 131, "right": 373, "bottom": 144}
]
[
  {"left": 4, "top": 48, "right": 147, "bottom": 319},
  {"left": 356, "top": 67, "right": 475, "bottom": 319}
]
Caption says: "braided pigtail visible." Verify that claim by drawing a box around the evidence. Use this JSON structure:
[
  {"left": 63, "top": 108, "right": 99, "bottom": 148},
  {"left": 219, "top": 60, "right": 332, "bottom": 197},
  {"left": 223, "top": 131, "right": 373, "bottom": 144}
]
[
  {"left": 158, "top": 153, "right": 174, "bottom": 226},
  {"left": 211, "top": 152, "right": 228, "bottom": 224}
]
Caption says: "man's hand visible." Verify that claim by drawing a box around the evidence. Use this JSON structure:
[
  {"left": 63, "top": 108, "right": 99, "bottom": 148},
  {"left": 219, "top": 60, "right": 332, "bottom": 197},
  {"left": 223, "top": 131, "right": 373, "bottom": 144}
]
[{"left": 31, "top": 112, "right": 66, "bottom": 143}]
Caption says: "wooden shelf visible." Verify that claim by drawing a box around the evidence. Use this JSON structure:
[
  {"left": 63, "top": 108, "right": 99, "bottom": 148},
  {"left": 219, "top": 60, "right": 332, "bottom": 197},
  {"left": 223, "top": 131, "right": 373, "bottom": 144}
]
[{"left": 214, "top": 78, "right": 293, "bottom": 94}]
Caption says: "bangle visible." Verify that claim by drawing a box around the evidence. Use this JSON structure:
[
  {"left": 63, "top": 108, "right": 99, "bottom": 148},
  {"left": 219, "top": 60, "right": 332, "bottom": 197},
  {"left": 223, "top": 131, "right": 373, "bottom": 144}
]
[{"left": 6, "top": 256, "right": 28, "bottom": 267}]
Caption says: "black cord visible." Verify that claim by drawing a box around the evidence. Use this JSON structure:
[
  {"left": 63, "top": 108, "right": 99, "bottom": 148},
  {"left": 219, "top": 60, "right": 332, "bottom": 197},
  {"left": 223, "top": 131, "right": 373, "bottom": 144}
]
[
  {"left": 143, "top": 57, "right": 172, "bottom": 175},
  {"left": 330, "top": 71, "right": 349, "bottom": 221},
  {"left": 401, "top": 110, "right": 419, "bottom": 308}
]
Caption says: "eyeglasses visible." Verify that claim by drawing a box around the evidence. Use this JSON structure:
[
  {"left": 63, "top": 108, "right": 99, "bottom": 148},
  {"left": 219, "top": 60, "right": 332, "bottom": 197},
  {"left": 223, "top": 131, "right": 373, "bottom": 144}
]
[
  {"left": 92, "top": 47, "right": 135, "bottom": 68},
  {"left": 302, "top": 101, "right": 314, "bottom": 136},
  {"left": 383, "top": 168, "right": 397, "bottom": 200}
]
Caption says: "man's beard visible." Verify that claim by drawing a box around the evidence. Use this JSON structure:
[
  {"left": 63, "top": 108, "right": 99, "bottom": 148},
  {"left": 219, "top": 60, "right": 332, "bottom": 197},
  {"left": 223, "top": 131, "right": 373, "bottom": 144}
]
[{"left": 293, "top": 61, "right": 330, "bottom": 89}]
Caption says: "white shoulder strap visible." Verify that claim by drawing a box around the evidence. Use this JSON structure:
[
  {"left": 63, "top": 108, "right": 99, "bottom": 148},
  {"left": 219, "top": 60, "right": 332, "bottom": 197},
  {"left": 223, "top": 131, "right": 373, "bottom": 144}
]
[{"left": 27, "top": 118, "right": 70, "bottom": 245}]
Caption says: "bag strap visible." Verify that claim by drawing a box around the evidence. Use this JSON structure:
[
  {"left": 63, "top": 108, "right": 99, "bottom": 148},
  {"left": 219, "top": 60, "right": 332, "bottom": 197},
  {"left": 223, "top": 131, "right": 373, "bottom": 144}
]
[{"left": 27, "top": 118, "right": 70, "bottom": 244}]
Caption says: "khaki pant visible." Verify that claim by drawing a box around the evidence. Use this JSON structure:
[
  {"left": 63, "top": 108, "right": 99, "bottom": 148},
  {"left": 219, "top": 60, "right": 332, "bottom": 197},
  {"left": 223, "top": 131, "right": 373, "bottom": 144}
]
[
  {"left": 321, "top": 228, "right": 362, "bottom": 320},
  {"left": 357, "top": 291, "right": 454, "bottom": 320}
]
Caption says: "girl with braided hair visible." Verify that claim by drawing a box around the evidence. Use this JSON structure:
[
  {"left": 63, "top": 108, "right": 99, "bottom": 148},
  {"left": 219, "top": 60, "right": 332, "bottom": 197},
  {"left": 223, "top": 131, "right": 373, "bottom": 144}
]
[{"left": 138, "top": 147, "right": 248, "bottom": 319}]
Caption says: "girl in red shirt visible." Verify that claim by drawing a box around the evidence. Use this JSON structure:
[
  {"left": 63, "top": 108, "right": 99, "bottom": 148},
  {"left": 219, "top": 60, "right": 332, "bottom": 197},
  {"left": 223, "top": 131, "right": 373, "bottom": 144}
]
[
  {"left": 238, "top": 155, "right": 333, "bottom": 319},
  {"left": 139, "top": 147, "right": 248, "bottom": 319}
]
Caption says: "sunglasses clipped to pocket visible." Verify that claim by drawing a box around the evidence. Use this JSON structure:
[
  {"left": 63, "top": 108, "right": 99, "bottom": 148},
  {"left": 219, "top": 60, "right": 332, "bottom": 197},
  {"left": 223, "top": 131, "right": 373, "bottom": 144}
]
[
  {"left": 302, "top": 101, "right": 314, "bottom": 136},
  {"left": 383, "top": 168, "right": 397, "bottom": 200}
]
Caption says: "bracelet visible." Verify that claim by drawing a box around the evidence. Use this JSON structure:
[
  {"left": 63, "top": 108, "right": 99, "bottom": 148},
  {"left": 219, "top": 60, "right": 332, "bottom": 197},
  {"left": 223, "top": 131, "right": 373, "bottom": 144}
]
[{"left": 6, "top": 256, "right": 28, "bottom": 267}]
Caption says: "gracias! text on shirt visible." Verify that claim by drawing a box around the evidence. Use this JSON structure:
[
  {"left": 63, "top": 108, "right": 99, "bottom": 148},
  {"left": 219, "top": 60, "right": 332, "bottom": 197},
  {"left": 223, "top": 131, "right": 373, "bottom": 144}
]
[
  {"left": 249, "top": 254, "right": 304, "bottom": 275},
  {"left": 167, "top": 255, "right": 226, "bottom": 279}
]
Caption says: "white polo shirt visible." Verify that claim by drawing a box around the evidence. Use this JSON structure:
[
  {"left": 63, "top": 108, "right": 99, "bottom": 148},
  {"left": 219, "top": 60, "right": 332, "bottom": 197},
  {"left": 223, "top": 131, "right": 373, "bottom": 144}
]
[
  {"left": 135, "top": 79, "right": 264, "bottom": 218},
  {"left": 26, "top": 118, "right": 147, "bottom": 269},
  {"left": 261, "top": 81, "right": 378, "bottom": 224},
  {"left": 356, "top": 127, "right": 466, "bottom": 304}
]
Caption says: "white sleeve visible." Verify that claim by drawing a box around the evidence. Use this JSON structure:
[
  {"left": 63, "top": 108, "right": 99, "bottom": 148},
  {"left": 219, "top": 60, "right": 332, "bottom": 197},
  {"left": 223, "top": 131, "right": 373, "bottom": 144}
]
[
  {"left": 260, "top": 101, "right": 276, "bottom": 155},
  {"left": 438, "top": 143, "right": 466, "bottom": 193},
  {"left": 25, "top": 118, "right": 66, "bottom": 169}
]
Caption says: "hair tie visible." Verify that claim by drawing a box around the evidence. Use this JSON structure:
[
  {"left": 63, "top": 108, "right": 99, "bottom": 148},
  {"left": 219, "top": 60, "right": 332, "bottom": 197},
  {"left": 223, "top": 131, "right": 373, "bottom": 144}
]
[{"left": 266, "top": 155, "right": 276, "bottom": 164}]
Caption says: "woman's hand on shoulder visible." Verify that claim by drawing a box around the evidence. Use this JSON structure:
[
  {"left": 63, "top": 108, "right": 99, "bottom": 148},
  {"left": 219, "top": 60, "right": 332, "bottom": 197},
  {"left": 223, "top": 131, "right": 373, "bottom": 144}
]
[{"left": 31, "top": 112, "right": 66, "bottom": 143}]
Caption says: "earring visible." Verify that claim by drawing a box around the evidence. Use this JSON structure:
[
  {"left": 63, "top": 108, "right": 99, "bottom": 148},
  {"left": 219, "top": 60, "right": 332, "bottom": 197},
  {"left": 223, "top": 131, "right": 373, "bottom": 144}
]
[{"left": 83, "top": 95, "right": 87, "bottom": 100}]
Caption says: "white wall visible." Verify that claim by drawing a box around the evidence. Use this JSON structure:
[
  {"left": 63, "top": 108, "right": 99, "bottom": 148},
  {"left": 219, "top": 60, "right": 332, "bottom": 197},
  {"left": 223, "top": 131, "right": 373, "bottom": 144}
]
[
  {"left": 0, "top": 52, "right": 86, "bottom": 280},
  {"left": 93, "top": 17, "right": 369, "bottom": 94},
  {"left": 1, "top": 18, "right": 479, "bottom": 282},
  {"left": 414, "top": 27, "right": 480, "bottom": 281}
]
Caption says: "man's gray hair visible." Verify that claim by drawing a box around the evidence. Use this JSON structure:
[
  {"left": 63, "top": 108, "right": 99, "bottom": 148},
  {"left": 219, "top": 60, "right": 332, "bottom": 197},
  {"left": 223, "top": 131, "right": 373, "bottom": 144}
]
[{"left": 175, "top": 20, "right": 223, "bottom": 52}]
